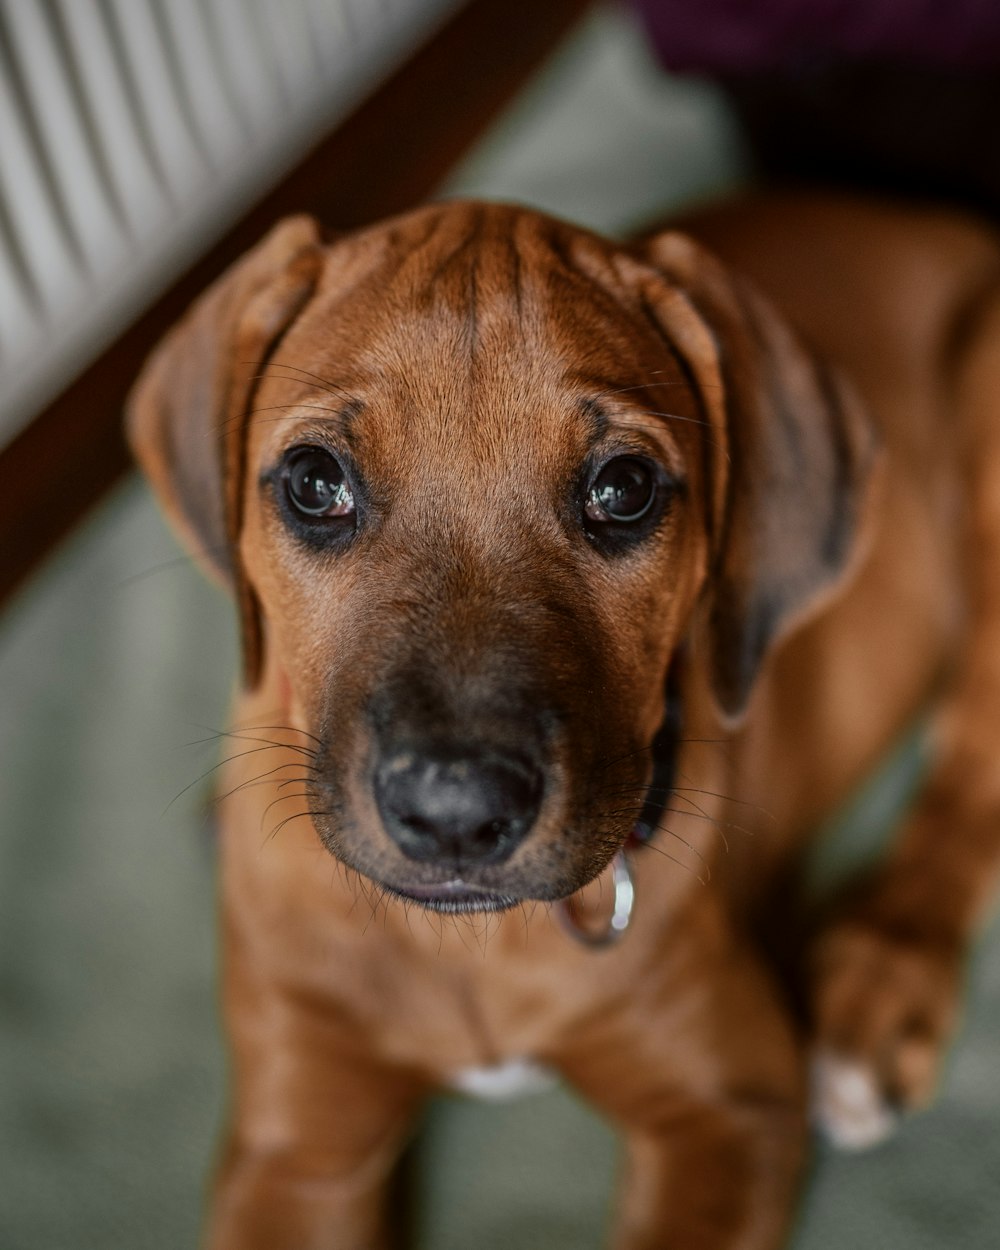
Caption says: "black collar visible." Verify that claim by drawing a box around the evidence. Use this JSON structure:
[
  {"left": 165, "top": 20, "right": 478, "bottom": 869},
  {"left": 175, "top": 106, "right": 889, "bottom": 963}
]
[{"left": 632, "top": 656, "right": 683, "bottom": 846}]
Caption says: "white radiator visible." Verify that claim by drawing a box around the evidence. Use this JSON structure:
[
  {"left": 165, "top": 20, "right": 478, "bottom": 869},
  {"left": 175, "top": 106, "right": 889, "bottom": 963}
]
[{"left": 0, "top": 0, "right": 463, "bottom": 446}]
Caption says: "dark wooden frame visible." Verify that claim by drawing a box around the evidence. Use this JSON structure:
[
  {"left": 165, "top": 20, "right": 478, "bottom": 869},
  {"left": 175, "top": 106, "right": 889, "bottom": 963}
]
[{"left": 0, "top": 0, "right": 590, "bottom": 606}]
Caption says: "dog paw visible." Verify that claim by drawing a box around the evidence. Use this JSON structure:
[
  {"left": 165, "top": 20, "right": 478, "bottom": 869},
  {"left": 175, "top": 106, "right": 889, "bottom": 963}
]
[
  {"left": 810, "top": 1050, "right": 897, "bottom": 1150},
  {"left": 807, "top": 911, "right": 963, "bottom": 1148}
]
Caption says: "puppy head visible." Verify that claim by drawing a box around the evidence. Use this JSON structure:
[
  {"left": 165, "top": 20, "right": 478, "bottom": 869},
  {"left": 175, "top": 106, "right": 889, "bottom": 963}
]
[{"left": 128, "top": 202, "right": 875, "bottom": 910}]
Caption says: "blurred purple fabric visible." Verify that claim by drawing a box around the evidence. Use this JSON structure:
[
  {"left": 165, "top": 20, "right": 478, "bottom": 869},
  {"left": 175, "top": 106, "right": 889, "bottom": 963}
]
[{"left": 629, "top": 0, "right": 1000, "bottom": 71}]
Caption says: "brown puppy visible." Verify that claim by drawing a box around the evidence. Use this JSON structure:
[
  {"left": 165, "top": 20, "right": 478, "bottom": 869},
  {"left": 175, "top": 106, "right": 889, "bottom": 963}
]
[{"left": 128, "top": 193, "right": 1000, "bottom": 1249}]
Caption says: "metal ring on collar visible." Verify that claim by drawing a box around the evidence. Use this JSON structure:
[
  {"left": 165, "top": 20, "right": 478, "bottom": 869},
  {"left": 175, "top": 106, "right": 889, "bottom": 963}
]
[{"left": 557, "top": 851, "right": 635, "bottom": 948}]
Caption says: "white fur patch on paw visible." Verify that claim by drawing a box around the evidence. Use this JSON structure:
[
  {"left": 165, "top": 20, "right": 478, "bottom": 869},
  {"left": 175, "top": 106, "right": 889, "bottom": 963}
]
[
  {"left": 448, "top": 1057, "right": 558, "bottom": 1102},
  {"left": 810, "top": 1051, "right": 898, "bottom": 1151}
]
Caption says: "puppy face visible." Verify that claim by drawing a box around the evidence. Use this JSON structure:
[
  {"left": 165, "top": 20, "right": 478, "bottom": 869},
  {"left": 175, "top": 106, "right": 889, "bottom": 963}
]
[
  {"left": 240, "top": 208, "right": 712, "bottom": 909},
  {"left": 129, "top": 202, "right": 875, "bottom": 912}
]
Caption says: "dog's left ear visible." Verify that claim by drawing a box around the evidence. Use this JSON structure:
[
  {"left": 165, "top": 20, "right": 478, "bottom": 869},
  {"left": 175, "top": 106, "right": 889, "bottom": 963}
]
[{"left": 638, "top": 230, "right": 880, "bottom": 723}]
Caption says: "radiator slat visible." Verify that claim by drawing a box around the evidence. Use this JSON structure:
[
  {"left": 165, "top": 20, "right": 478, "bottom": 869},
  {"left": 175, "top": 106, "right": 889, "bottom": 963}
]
[
  {"left": 0, "top": 11, "right": 83, "bottom": 331},
  {"left": 0, "top": 0, "right": 463, "bottom": 444}
]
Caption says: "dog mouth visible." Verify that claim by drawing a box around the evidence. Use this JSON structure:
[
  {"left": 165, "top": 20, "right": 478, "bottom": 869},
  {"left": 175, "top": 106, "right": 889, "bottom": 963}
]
[{"left": 380, "top": 878, "right": 521, "bottom": 914}]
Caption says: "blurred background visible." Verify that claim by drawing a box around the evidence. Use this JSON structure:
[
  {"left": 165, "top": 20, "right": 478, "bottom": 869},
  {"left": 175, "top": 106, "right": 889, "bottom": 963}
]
[{"left": 1, "top": 2, "right": 999, "bottom": 1247}]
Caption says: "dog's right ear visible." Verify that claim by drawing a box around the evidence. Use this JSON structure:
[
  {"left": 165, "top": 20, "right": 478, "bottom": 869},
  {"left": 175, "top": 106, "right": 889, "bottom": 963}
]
[
  {"left": 126, "top": 215, "right": 324, "bottom": 682},
  {"left": 127, "top": 215, "right": 324, "bottom": 582}
]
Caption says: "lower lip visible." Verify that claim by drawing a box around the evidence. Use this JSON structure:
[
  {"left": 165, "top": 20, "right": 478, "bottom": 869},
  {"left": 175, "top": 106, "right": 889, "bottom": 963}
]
[{"left": 385, "top": 880, "right": 520, "bottom": 914}]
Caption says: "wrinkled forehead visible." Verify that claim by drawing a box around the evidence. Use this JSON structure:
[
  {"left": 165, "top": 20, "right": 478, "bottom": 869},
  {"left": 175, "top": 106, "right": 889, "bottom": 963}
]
[{"left": 248, "top": 204, "right": 700, "bottom": 470}]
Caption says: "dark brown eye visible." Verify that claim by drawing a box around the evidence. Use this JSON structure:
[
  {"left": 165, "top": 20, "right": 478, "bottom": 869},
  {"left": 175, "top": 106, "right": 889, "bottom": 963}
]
[
  {"left": 284, "top": 447, "right": 355, "bottom": 518},
  {"left": 585, "top": 457, "right": 656, "bottom": 524}
]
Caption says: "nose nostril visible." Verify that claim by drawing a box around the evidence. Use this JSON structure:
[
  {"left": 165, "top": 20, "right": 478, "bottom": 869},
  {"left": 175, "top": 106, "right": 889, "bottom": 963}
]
[
  {"left": 375, "top": 748, "right": 541, "bottom": 865},
  {"left": 469, "top": 816, "right": 516, "bottom": 854},
  {"left": 402, "top": 814, "right": 438, "bottom": 840}
]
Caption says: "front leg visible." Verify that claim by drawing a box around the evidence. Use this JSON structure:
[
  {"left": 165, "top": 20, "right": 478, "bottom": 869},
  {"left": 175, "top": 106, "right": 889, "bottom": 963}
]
[
  {"left": 810, "top": 287, "right": 1000, "bottom": 1146},
  {"left": 206, "top": 942, "right": 426, "bottom": 1250},
  {"left": 560, "top": 897, "right": 808, "bottom": 1250},
  {"left": 615, "top": 1102, "right": 804, "bottom": 1250}
]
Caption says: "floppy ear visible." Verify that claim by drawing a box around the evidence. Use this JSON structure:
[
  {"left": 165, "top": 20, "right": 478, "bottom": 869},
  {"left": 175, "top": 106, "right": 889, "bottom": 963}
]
[
  {"left": 126, "top": 215, "right": 324, "bottom": 686},
  {"left": 639, "top": 230, "right": 880, "bottom": 723}
]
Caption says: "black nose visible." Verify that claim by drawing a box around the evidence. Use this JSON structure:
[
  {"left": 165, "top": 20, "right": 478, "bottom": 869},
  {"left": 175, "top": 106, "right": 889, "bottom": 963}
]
[{"left": 374, "top": 747, "right": 542, "bottom": 864}]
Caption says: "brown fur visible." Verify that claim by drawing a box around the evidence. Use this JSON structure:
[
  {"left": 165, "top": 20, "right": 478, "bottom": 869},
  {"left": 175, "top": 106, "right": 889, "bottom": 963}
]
[{"left": 128, "top": 192, "right": 1000, "bottom": 1248}]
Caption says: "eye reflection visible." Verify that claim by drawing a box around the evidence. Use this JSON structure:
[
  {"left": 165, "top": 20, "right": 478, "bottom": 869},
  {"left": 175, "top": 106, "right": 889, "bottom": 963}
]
[
  {"left": 284, "top": 447, "right": 355, "bottom": 519},
  {"left": 585, "top": 457, "right": 656, "bottom": 524}
]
